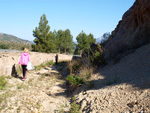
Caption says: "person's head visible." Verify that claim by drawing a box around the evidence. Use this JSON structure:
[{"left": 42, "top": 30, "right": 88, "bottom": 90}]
[{"left": 24, "top": 48, "right": 29, "bottom": 53}]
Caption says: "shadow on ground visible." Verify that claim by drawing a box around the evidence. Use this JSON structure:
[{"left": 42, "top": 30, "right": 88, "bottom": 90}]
[
  {"left": 91, "top": 43, "right": 150, "bottom": 90},
  {"left": 53, "top": 44, "right": 150, "bottom": 97},
  {"left": 11, "top": 64, "right": 23, "bottom": 81}
]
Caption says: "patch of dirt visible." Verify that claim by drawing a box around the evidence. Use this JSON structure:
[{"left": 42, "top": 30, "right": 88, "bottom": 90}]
[{"left": 0, "top": 66, "right": 70, "bottom": 113}]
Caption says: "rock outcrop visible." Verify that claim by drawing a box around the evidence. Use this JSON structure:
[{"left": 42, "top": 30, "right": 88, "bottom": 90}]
[{"left": 104, "top": 0, "right": 150, "bottom": 59}]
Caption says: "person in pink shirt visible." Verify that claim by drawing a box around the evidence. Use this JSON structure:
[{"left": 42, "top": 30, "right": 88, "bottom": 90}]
[{"left": 19, "top": 48, "right": 30, "bottom": 80}]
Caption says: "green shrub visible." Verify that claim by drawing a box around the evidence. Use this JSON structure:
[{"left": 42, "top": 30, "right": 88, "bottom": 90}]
[
  {"left": 0, "top": 76, "right": 7, "bottom": 90},
  {"left": 66, "top": 75, "right": 84, "bottom": 87},
  {"left": 70, "top": 96, "right": 81, "bottom": 113},
  {"left": 90, "top": 44, "right": 107, "bottom": 66},
  {"left": 81, "top": 44, "right": 107, "bottom": 67},
  {"left": 68, "top": 58, "right": 94, "bottom": 84},
  {"left": 0, "top": 43, "right": 9, "bottom": 49},
  {"left": 72, "top": 64, "right": 80, "bottom": 73}
]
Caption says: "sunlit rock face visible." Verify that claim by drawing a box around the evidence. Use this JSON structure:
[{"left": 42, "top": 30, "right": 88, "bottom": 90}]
[{"left": 104, "top": 0, "right": 150, "bottom": 59}]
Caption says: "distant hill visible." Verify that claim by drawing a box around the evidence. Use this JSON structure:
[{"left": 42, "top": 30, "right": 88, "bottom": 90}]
[
  {"left": 0, "top": 33, "right": 32, "bottom": 50},
  {"left": 0, "top": 33, "right": 31, "bottom": 44},
  {"left": 95, "top": 37, "right": 101, "bottom": 44}
]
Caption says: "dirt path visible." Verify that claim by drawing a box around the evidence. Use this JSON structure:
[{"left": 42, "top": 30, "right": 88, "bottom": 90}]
[{"left": 0, "top": 66, "right": 70, "bottom": 113}]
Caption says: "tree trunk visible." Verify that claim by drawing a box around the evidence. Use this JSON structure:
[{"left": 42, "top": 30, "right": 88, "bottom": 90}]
[
  {"left": 65, "top": 48, "right": 66, "bottom": 54},
  {"left": 59, "top": 48, "right": 60, "bottom": 53},
  {"left": 80, "top": 50, "right": 82, "bottom": 56}
]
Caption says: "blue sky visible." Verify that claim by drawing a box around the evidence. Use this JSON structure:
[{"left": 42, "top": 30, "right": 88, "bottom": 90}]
[{"left": 0, "top": 0, "right": 135, "bottom": 42}]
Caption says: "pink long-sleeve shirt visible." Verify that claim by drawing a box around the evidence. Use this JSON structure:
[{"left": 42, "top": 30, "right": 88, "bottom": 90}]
[{"left": 19, "top": 52, "right": 30, "bottom": 65}]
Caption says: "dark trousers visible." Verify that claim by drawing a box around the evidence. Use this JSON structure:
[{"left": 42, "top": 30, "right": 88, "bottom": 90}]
[
  {"left": 21, "top": 65, "right": 27, "bottom": 78},
  {"left": 55, "top": 57, "right": 58, "bottom": 64}
]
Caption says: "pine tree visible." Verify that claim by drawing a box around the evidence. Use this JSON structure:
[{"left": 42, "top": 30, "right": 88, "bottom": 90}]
[
  {"left": 55, "top": 29, "right": 74, "bottom": 54},
  {"left": 87, "top": 33, "right": 96, "bottom": 47},
  {"left": 76, "top": 31, "right": 88, "bottom": 55},
  {"left": 76, "top": 31, "right": 96, "bottom": 55},
  {"left": 32, "top": 14, "right": 54, "bottom": 53},
  {"left": 63, "top": 29, "right": 74, "bottom": 54},
  {"left": 56, "top": 30, "right": 64, "bottom": 53}
]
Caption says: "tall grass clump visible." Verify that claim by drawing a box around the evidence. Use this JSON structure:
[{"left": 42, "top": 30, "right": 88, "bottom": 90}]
[
  {"left": 34, "top": 60, "right": 54, "bottom": 71},
  {"left": 67, "top": 43, "right": 106, "bottom": 89},
  {"left": 66, "top": 75, "right": 84, "bottom": 87},
  {"left": 69, "top": 96, "right": 81, "bottom": 113},
  {"left": 89, "top": 44, "right": 107, "bottom": 66},
  {"left": 67, "top": 58, "right": 93, "bottom": 89},
  {"left": 0, "top": 76, "right": 7, "bottom": 90}
]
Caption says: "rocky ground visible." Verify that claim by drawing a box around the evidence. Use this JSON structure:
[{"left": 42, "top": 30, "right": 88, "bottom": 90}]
[
  {"left": 75, "top": 43, "right": 150, "bottom": 113},
  {"left": 0, "top": 65, "right": 70, "bottom": 113},
  {"left": 76, "top": 84, "right": 150, "bottom": 113}
]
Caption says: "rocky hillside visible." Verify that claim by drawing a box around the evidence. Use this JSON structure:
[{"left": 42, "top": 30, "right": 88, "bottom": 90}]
[
  {"left": 0, "top": 33, "right": 31, "bottom": 44},
  {"left": 0, "top": 33, "right": 32, "bottom": 50},
  {"left": 75, "top": 41, "right": 150, "bottom": 113},
  {"left": 104, "top": 0, "right": 150, "bottom": 59}
]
